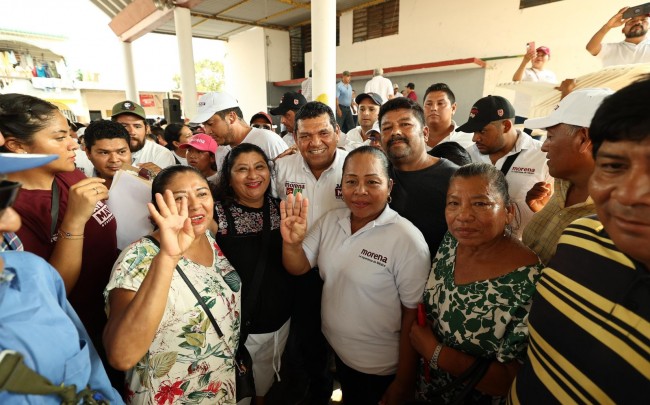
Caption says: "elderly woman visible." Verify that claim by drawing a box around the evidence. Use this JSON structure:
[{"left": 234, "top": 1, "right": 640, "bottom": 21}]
[
  {"left": 0, "top": 93, "right": 118, "bottom": 380},
  {"left": 213, "top": 143, "right": 293, "bottom": 405},
  {"left": 104, "top": 165, "right": 241, "bottom": 404},
  {"left": 410, "top": 163, "right": 543, "bottom": 404},
  {"left": 281, "top": 146, "right": 430, "bottom": 405}
]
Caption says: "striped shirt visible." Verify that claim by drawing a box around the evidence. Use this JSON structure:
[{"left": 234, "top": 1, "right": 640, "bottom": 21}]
[
  {"left": 509, "top": 216, "right": 650, "bottom": 404},
  {"left": 522, "top": 179, "right": 596, "bottom": 265}
]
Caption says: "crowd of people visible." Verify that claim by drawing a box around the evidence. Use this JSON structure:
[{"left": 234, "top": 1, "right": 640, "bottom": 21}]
[{"left": 0, "top": 6, "right": 649, "bottom": 405}]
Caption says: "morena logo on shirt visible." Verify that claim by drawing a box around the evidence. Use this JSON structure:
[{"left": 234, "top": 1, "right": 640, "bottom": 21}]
[
  {"left": 335, "top": 184, "right": 342, "bottom": 199},
  {"left": 285, "top": 181, "right": 305, "bottom": 196},
  {"left": 510, "top": 167, "right": 536, "bottom": 174},
  {"left": 359, "top": 249, "right": 387, "bottom": 267}
]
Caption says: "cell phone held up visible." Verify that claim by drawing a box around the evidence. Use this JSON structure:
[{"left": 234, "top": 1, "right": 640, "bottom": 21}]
[
  {"left": 623, "top": 3, "right": 650, "bottom": 19},
  {"left": 526, "top": 41, "right": 536, "bottom": 53}
]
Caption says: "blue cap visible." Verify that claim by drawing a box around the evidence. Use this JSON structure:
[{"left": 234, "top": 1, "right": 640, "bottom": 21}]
[{"left": 0, "top": 153, "right": 58, "bottom": 174}]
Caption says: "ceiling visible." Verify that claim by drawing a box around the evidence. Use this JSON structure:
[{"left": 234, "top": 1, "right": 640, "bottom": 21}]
[{"left": 90, "top": 0, "right": 387, "bottom": 41}]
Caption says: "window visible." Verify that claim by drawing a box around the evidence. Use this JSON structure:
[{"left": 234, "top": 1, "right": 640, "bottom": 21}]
[
  {"left": 289, "top": 18, "right": 340, "bottom": 79},
  {"left": 353, "top": 0, "right": 399, "bottom": 43},
  {"left": 520, "top": 0, "right": 562, "bottom": 9}
]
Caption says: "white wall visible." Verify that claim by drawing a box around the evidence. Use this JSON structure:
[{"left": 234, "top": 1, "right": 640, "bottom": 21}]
[
  {"left": 225, "top": 27, "right": 268, "bottom": 122},
  {"left": 265, "top": 28, "right": 291, "bottom": 83}
]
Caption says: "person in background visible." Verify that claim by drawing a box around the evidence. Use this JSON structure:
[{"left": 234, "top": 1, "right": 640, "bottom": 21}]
[
  {"left": 411, "top": 163, "right": 542, "bottom": 404},
  {"left": 521, "top": 88, "right": 613, "bottom": 265},
  {"left": 301, "top": 69, "right": 313, "bottom": 102},
  {"left": 164, "top": 123, "right": 193, "bottom": 165},
  {"left": 336, "top": 70, "right": 355, "bottom": 134},
  {"left": 365, "top": 68, "right": 394, "bottom": 104},
  {"left": 511, "top": 45, "right": 557, "bottom": 130},
  {"left": 405, "top": 83, "right": 417, "bottom": 102},
  {"left": 422, "top": 83, "right": 474, "bottom": 150},
  {"left": 351, "top": 90, "right": 359, "bottom": 127},
  {"left": 250, "top": 111, "right": 273, "bottom": 132},
  {"left": 393, "top": 83, "right": 403, "bottom": 98},
  {"left": 586, "top": 6, "right": 650, "bottom": 66},
  {"left": 270, "top": 91, "right": 308, "bottom": 148},
  {"left": 281, "top": 146, "right": 430, "bottom": 405},
  {"left": 84, "top": 119, "right": 132, "bottom": 189},
  {"left": 180, "top": 133, "right": 219, "bottom": 186},
  {"left": 0, "top": 93, "right": 120, "bottom": 388},
  {"left": 111, "top": 100, "right": 176, "bottom": 175},
  {"left": 214, "top": 143, "right": 294, "bottom": 405},
  {"left": 0, "top": 148, "right": 123, "bottom": 404},
  {"left": 104, "top": 165, "right": 241, "bottom": 404},
  {"left": 508, "top": 74, "right": 650, "bottom": 405},
  {"left": 150, "top": 125, "right": 166, "bottom": 148},
  {"left": 339, "top": 92, "right": 382, "bottom": 151}
]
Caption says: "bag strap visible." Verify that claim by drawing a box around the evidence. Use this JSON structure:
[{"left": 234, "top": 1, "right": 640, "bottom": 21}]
[
  {"left": 428, "top": 356, "right": 490, "bottom": 397},
  {"left": 0, "top": 350, "right": 108, "bottom": 405},
  {"left": 240, "top": 200, "right": 271, "bottom": 341},
  {"left": 500, "top": 151, "right": 521, "bottom": 176},
  {"left": 50, "top": 180, "right": 60, "bottom": 238},
  {"left": 449, "top": 358, "right": 491, "bottom": 405}
]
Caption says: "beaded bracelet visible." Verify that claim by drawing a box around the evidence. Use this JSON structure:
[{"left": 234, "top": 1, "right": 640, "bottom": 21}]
[
  {"left": 57, "top": 229, "right": 85, "bottom": 240},
  {"left": 429, "top": 343, "right": 444, "bottom": 370}
]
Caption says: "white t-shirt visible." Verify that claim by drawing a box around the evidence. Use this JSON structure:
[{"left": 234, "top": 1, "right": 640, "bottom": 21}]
[
  {"left": 339, "top": 126, "right": 372, "bottom": 151},
  {"left": 303, "top": 206, "right": 430, "bottom": 375},
  {"left": 282, "top": 133, "right": 296, "bottom": 148},
  {"left": 514, "top": 68, "right": 558, "bottom": 118},
  {"left": 364, "top": 76, "right": 394, "bottom": 104},
  {"left": 466, "top": 132, "right": 552, "bottom": 237},
  {"left": 172, "top": 151, "right": 188, "bottom": 166},
  {"left": 131, "top": 140, "right": 177, "bottom": 169},
  {"left": 426, "top": 121, "right": 475, "bottom": 151},
  {"left": 273, "top": 149, "right": 348, "bottom": 227},
  {"left": 599, "top": 38, "right": 650, "bottom": 67},
  {"left": 74, "top": 149, "right": 94, "bottom": 176},
  {"left": 241, "top": 127, "right": 288, "bottom": 160}
]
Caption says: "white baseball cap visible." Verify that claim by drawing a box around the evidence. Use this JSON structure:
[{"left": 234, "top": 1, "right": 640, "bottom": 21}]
[
  {"left": 524, "top": 88, "right": 614, "bottom": 129},
  {"left": 190, "top": 92, "right": 239, "bottom": 124}
]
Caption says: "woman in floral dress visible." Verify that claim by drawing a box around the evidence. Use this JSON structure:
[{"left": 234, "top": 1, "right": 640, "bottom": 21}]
[
  {"left": 104, "top": 165, "right": 241, "bottom": 404},
  {"left": 410, "top": 163, "right": 543, "bottom": 404}
]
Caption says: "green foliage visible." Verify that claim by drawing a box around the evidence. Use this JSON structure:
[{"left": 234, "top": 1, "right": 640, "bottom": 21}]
[{"left": 172, "top": 59, "right": 225, "bottom": 92}]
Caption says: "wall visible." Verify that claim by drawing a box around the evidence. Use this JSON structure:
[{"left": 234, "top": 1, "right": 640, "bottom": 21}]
[
  {"left": 225, "top": 27, "right": 268, "bottom": 122},
  {"left": 265, "top": 28, "right": 291, "bottom": 84}
]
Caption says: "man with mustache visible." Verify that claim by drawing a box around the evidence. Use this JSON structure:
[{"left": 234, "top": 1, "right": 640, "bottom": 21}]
[
  {"left": 379, "top": 97, "right": 458, "bottom": 256},
  {"left": 586, "top": 6, "right": 650, "bottom": 66}
]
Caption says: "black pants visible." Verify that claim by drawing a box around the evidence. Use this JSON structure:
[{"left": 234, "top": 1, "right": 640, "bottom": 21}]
[
  {"left": 337, "top": 104, "right": 355, "bottom": 133},
  {"left": 335, "top": 355, "right": 395, "bottom": 405}
]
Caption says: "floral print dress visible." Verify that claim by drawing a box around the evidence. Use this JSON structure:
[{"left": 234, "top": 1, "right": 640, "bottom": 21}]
[
  {"left": 105, "top": 231, "right": 241, "bottom": 405},
  {"left": 417, "top": 233, "right": 543, "bottom": 404}
]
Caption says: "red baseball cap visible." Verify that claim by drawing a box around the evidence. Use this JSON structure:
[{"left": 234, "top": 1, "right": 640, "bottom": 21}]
[{"left": 179, "top": 134, "right": 218, "bottom": 154}]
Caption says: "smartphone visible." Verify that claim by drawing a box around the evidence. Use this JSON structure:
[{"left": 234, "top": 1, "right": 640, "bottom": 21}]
[
  {"left": 526, "top": 41, "right": 536, "bottom": 52},
  {"left": 623, "top": 2, "right": 650, "bottom": 19}
]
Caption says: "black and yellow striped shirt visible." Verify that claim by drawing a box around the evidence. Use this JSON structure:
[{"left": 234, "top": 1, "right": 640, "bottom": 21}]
[{"left": 509, "top": 216, "right": 650, "bottom": 404}]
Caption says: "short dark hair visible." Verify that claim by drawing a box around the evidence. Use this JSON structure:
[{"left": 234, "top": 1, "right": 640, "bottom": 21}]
[
  {"left": 407, "top": 83, "right": 415, "bottom": 90},
  {"left": 0, "top": 93, "right": 59, "bottom": 150},
  {"left": 295, "top": 102, "right": 337, "bottom": 133},
  {"left": 589, "top": 75, "right": 650, "bottom": 158},
  {"left": 343, "top": 145, "right": 391, "bottom": 181},
  {"left": 214, "top": 143, "right": 272, "bottom": 207},
  {"left": 164, "top": 123, "right": 188, "bottom": 150},
  {"left": 378, "top": 97, "right": 426, "bottom": 128},
  {"left": 84, "top": 120, "right": 131, "bottom": 151},
  {"left": 423, "top": 83, "right": 456, "bottom": 105}
]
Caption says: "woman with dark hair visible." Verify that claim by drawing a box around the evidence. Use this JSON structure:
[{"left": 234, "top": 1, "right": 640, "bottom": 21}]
[
  {"left": 410, "top": 163, "right": 543, "bottom": 404},
  {"left": 104, "top": 165, "right": 241, "bottom": 404},
  {"left": 0, "top": 93, "right": 118, "bottom": 381},
  {"left": 213, "top": 143, "right": 294, "bottom": 405},
  {"left": 164, "top": 123, "right": 193, "bottom": 165},
  {"left": 281, "top": 146, "right": 430, "bottom": 405}
]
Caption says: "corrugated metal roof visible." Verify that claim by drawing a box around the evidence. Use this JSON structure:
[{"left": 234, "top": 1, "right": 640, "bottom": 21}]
[{"left": 90, "top": 0, "right": 388, "bottom": 40}]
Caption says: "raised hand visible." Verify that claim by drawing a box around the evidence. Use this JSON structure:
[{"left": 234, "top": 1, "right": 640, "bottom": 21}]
[
  {"left": 63, "top": 177, "right": 109, "bottom": 231},
  {"left": 148, "top": 190, "right": 195, "bottom": 259},
  {"left": 279, "top": 192, "right": 309, "bottom": 245},
  {"left": 525, "top": 181, "right": 552, "bottom": 213},
  {"left": 606, "top": 7, "right": 630, "bottom": 29}
]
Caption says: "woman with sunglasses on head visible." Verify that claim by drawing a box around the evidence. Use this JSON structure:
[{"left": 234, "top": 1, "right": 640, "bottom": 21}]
[{"left": 0, "top": 94, "right": 120, "bottom": 385}]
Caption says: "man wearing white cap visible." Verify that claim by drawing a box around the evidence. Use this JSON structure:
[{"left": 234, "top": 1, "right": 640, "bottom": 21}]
[
  {"left": 191, "top": 92, "right": 287, "bottom": 160},
  {"left": 521, "top": 88, "right": 614, "bottom": 264}
]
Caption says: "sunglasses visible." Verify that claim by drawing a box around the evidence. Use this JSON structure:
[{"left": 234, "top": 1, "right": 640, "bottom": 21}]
[
  {"left": 0, "top": 180, "right": 21, "bottom": 213},
  {"left": 252, "top": 124, "right": 272, "bottom": 131}
]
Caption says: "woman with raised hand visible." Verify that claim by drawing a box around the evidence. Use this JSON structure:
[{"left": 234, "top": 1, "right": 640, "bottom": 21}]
[
  {"left": 410, "top": 163, "right": 543, "bottom": 404},
  {"left": 280, "top": 146, "right": 430, "bottom": 405},
  {"left": 104, "top": 165, "right": 241, "bottom": 404}
]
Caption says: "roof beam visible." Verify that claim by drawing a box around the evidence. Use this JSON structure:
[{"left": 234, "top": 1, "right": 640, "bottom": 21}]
[
  {"left": 108, "top": 0, "right": 174, "bottom": 42},
  {"left": 190, "top": 11, "right": 288, "bottom": 31},
  {"left": 215, "top": 0, "right": 252, "bottom": 16},
  {"left": 276, "top": 0, "right": 311, "bottom": 10},
  {"left": 289, "top": 0, "right": 390, "bottom": 28}
]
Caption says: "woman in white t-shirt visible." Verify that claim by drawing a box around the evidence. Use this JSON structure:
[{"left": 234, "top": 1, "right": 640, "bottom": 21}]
[{"left": 512, "top": 45, "right": 558, "bottom": 127}]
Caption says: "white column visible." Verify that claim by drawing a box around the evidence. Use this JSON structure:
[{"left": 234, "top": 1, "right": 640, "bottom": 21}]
[
  {"left": 311, "top": 0, "right": 336, "bottom": 111},
  {"left": 121, "top": 41, "right": 138, "bottom": 102},
  {"left": 174, "top": 6, "right": 198, "bottom": 121}
]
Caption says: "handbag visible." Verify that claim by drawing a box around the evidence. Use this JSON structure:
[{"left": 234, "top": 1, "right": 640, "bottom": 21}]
[{"left": 407, "top": 357, "right": 492, "bottom": 405}]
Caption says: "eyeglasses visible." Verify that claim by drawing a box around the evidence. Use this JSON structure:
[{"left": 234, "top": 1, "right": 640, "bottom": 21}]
[
  {"left": 0, "top": 180, "right": 21, "bottom": 213},
  {"left": 252, "top": 124, "right": 272, "bottom": 131}
]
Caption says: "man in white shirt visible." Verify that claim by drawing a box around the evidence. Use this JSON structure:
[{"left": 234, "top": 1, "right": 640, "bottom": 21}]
[
  {"left": 338, "top": 92, "right": 381, "bottom": 151},
  {"left": 301, "top": 69, "right": 313, "bottom": 101},
  {"left": 459, "top": 95, "right": 551, "bottom": 237},
  {"left": 111, "top": 100, "right": 176, "bottom": 175},
  {"left": 422, "top": 83, "right": 474, "bottom": 150},
  {"left": 586, "top": 6, "right": 650, "bottom": 66},
  {"left": 364, "top": 68, "right": 393, "bottom": 104},
  {"left": 190, "top": 91, "right": 288, "bottom": 160}
]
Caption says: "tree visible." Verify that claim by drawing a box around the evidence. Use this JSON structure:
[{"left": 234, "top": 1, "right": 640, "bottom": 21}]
[{"left": 173, "top": 59, "right": 224, "bottom": 92}]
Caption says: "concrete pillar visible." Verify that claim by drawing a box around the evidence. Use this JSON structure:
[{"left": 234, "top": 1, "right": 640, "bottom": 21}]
[
  {"left": 311, "top": 0, "right": 336, "bottom": 111},
  {"left": 174, "top": 6, "right": 198, "bottom": 121},
  {"left": 122, "top": 41, "right": 138, "bottom": 102}
]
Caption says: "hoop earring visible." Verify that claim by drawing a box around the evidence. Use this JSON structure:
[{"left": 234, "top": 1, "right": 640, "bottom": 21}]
[{"left": 387, "top": 195, "right": 392, "bottom": 204}]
